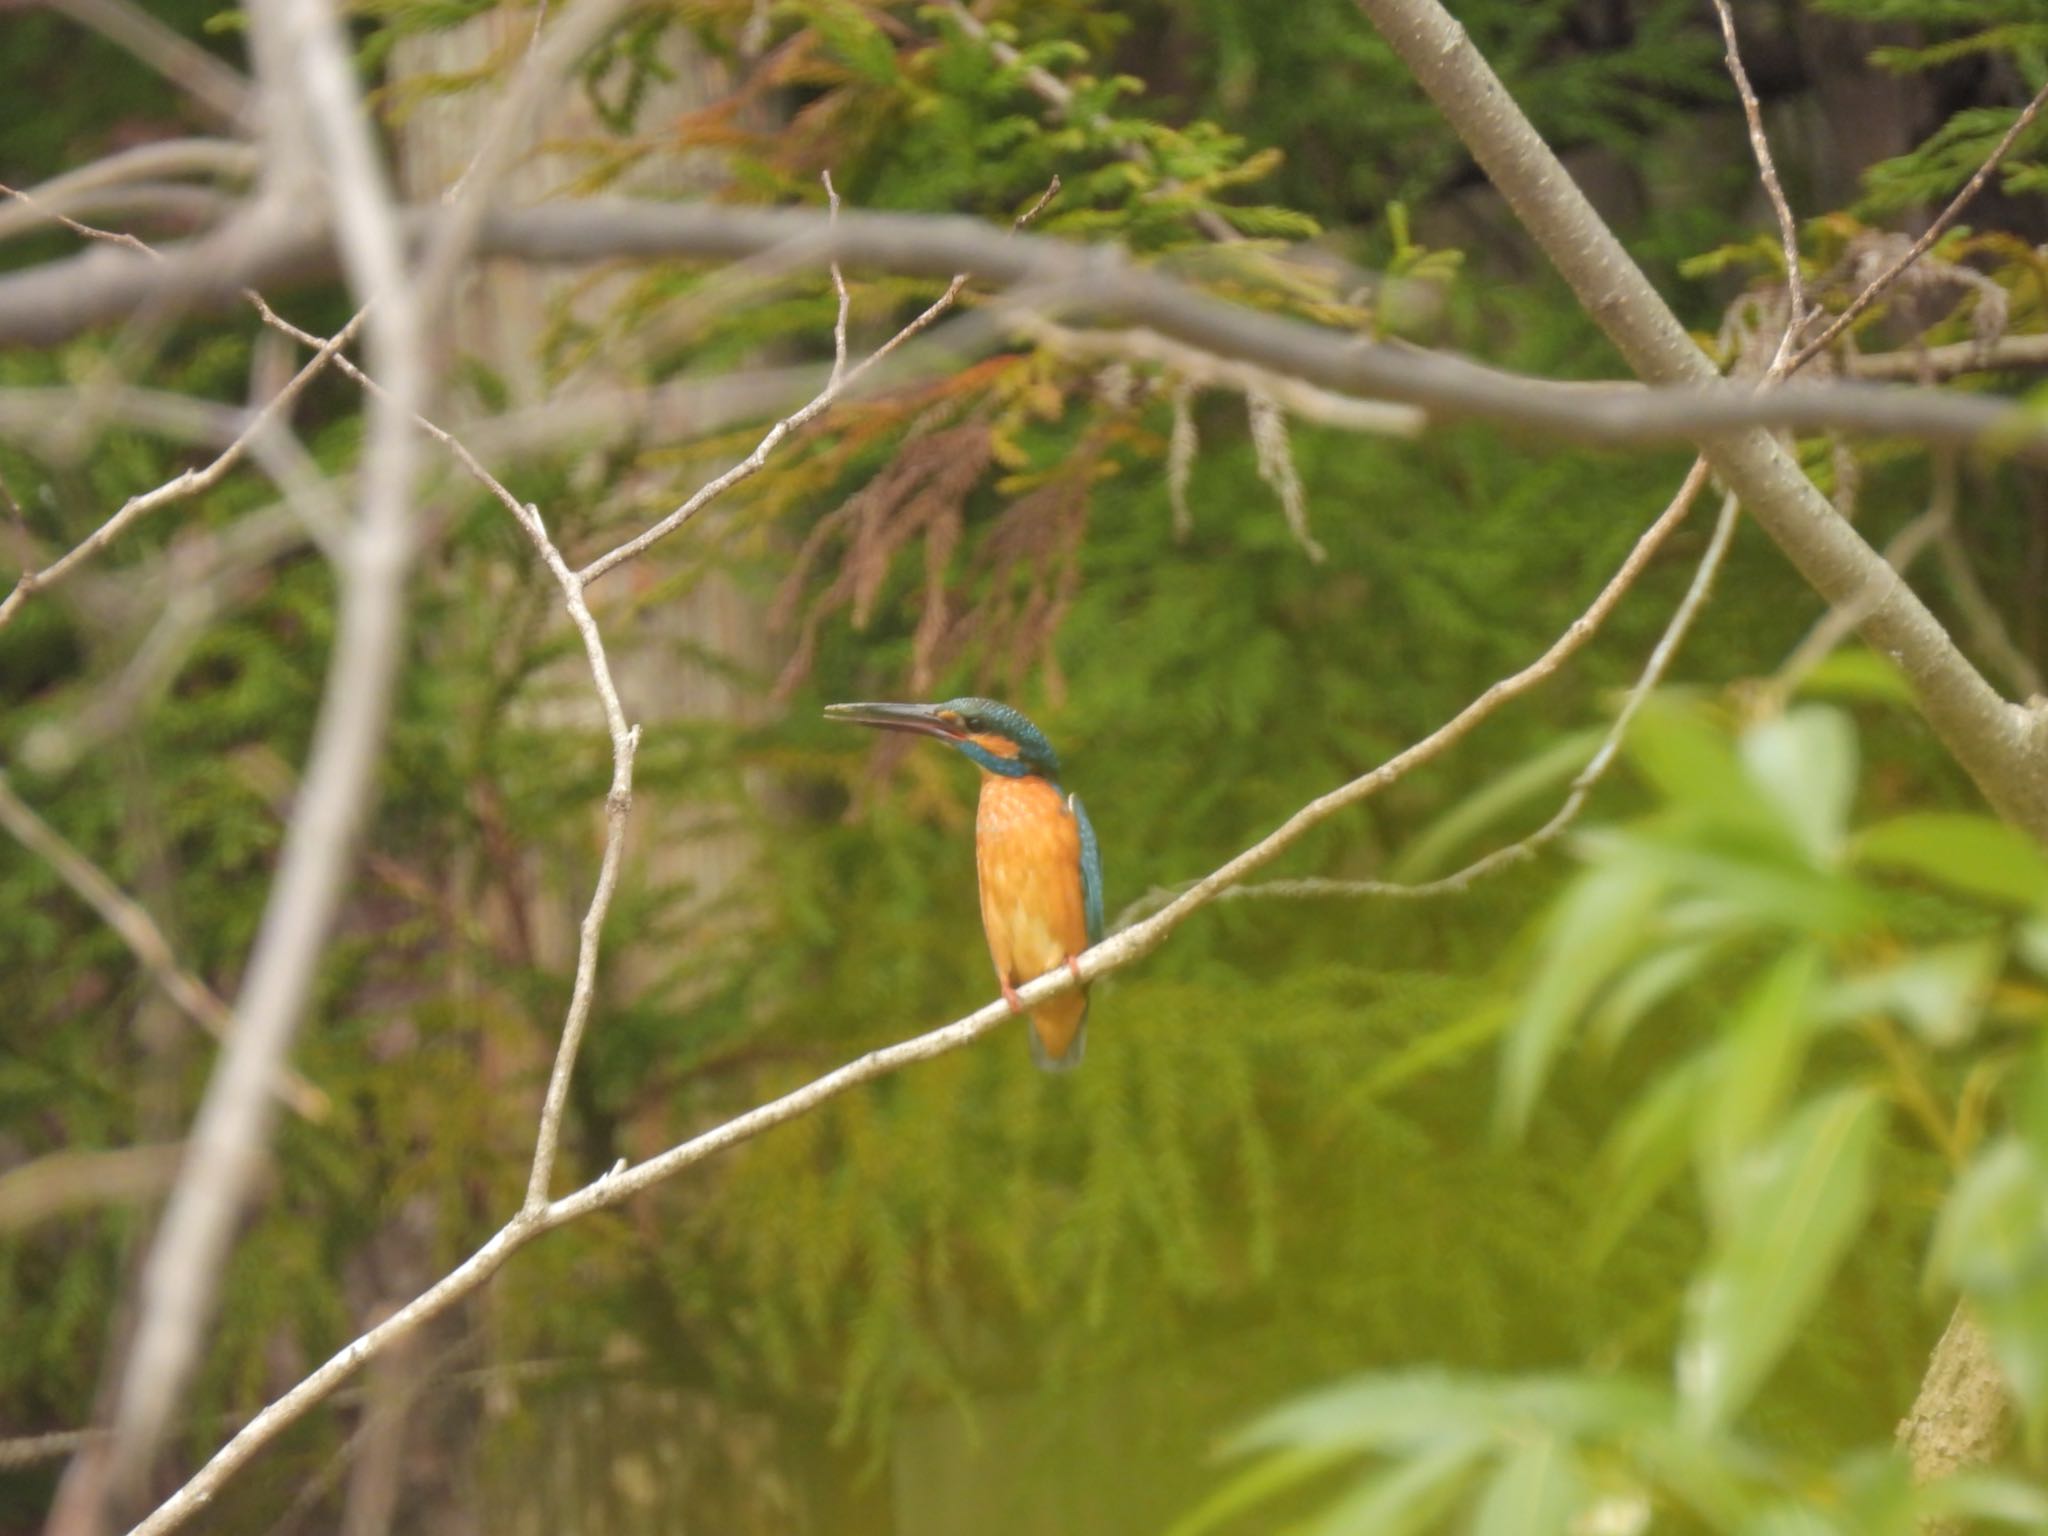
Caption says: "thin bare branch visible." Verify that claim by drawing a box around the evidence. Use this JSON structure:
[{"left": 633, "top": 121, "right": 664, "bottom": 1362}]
[
  {"left": 1232, "top": 479, "right": 1737, "bottom": 906},
  {"left": 822, "top": 170, "right": 850, "bottom": 388},
  {"left": 1936, "top": 515, "right": 2046, "bottom": 701},
  {"left": 125, "top": 437, "right": 1724, "bottom": 1536},
  {"left": 1112, "top": 455, "right": 1718, "bottom": 928},
  {"left": 0, "top": 306, "right": 369, "bottom": 630},
  {"left": 0, "top": 179, "right": 157, "bottom": 257},
  {"left": 0, "top": 775, "right": 327, "bottom": 1119},
  {"left": 1167, "top": 378, "right": 1196, "bottom": 542},
  {"left": 1709, "top": 0, "right": 1807, "bottom": 349},
  {"left": 1791, "top": 78, "right": 2048, "bottom": 374},
  {"left": 576, "top": 178, "right": 1061, "bottom": 587},
  {"left": 1846, "top": 333, "right": 2048, "bottom": 381}
]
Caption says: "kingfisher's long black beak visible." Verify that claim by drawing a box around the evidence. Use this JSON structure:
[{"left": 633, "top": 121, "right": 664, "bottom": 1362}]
[{"left": 823, "top": 701, "right": 964, "bottom": 741}]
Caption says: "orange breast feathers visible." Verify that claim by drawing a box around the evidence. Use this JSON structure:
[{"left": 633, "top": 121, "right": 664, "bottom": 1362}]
[{"left": 974, "top": 774, "right": 1090, "bottom": 1059}]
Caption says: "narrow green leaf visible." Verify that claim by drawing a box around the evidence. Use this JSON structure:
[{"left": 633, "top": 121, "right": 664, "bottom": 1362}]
[
  {"left": 1587, "top": 1057, "right": 1708, "bottom": 1264},
  {"left": 1587, "top": 940, "right": 1722, "bottom": 1059},
  {"left": 1740, "top": 707, "right": 1857, "bottom": 864},
  {"left": 1303, "top": 1442, "right": 1488, "bottom": 1536},
  {"left": 1624, "top": 698, "right": 1789, "bottom": 843},
  {"left": 1696, "top": 949, "right": 1825, "bottom": 1218},
  {"left": 1824, "top": 938, "right": 2002, "bottom": 1048},
  {"left": 1678, "top": 1089, "right": 1882, "bottom": 1430},
  {"left": 1234, "top": 1371, "right": 1480, "bottom": 1455},
  {"left": 1915, "top": 1470, "right": 2048, "bottom": 1528},
  {"left": 1499, "top": 861, "right": 1665, "bottom": 1136},
  {"left": 1168, "top": 1445, "right": 1355, "bottom": 1536},
  {"left": 1794, "top": 647, "right": 1916, "bottom": 706},
  {"left": 1855, "top": 814, "right": 2048, "bottom": 908}
]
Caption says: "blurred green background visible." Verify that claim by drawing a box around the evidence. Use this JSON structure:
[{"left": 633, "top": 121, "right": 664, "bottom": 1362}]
[{"left": 7, "top": 0, "right": 2048, "bottom": 1530}]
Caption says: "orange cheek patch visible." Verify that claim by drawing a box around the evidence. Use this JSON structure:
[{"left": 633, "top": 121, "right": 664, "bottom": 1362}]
[{"left": 969, "top": 733, "right": 1021, "bottom": 758}]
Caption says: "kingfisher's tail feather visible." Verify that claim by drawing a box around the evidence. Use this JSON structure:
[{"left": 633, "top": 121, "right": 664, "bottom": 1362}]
[{"left": 1028, "top": 991, "right": 1088, "bottom": 1073}]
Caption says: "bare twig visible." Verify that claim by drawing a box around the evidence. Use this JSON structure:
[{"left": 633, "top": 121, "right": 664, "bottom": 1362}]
[
  {"left": 125, "top": 438, "right": 1717, "bottom": 1536},
  {"left": 1167, "top": 378, "right": 1196, "bottom": 541},
  {"left": 1112, "top": 456, "right": 1719, "bottom": 927},
  {"left": 0, "top": 775, "right": 326, "bottom": 1118},
  {"left": 1709, "top": 0, "right": 1807, "bottom": 353},
  {"left": 1847, "top": 333, "right": 2048, "bottom": 381},
  {"left": 0, "top": 306, "right": 369, "bottom": 630},
  {"left": 822, "top": 170, "right": 851, "bottom": 388},
  {"left": 1246, "top": 386, "right": 1327, "bottom": 562},
  {"left": 0, "top": 179, "right": 157, "bottom": 257},
  {"left": 1228, "top": 479, "right": 1737, "bottom": 907},
  {"left": 0, "top": 139, "right": 256, "bottom": 248},
  {"left": 576, "top": 177, "right": 1061, "bottom": 586},
  {"left": 1791, "top": 78, "right": 2048, "bottom": 374},
  {"left": 1936, "top": 517, "right": 2046, "bottom": 701}
]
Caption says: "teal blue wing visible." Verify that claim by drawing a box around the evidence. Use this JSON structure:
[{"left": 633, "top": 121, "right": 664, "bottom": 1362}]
[{"left": 1070, "top": 792, "right": 1104, "bottom": 945}]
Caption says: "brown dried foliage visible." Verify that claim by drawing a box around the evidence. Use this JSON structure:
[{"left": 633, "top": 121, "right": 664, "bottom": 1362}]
[{"left": 770, "top": 410, "right": 1104, "bottom": 703}]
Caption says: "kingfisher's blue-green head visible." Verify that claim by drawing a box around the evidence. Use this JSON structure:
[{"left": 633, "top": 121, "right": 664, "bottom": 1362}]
[{"left": 824, "top": 696, "right": 1060, "bottom": 781}]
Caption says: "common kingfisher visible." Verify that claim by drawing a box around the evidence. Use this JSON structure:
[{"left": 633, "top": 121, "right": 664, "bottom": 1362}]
[{"left": 825, "top": 697, "right": 1105, "bottom": 1071}]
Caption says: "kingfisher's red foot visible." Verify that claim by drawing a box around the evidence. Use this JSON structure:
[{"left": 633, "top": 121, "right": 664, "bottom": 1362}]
[
  {"left": 1001, "top": 978, "right": 1025, "bottom": 1013},
  {"left": 1065, "top": 955, "right": 1085, "bottom": 985}
]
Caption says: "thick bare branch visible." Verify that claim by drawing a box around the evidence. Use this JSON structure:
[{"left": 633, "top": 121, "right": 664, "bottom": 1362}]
[
  {"left": 1357, "top": 0, "right": 2038, "bottom": 1502},
  {"left": 10, "top": 200, "right": 2048, "bottom": 463},
  {"left": 1353, "top": 0, "right": 2048, "bottom": 847},
  {"left": 101, "top": 0, "right": 427, "bottom": 1495},
  {"left": 0, "top": 1145, "right": 184, "bottom": 1232}
]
